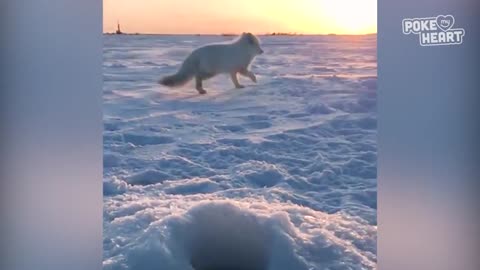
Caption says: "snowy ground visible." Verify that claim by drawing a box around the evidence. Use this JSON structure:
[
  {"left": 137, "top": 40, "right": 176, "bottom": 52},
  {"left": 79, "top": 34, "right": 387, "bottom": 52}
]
[{"left": 103, "top": 34, "right": 377, "bottom": 270}]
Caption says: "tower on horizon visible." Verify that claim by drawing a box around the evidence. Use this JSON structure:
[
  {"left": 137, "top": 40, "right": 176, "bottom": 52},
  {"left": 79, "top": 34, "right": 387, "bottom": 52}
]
[{"left": 116, "top": 21, "right": 123, "bottom": 35}]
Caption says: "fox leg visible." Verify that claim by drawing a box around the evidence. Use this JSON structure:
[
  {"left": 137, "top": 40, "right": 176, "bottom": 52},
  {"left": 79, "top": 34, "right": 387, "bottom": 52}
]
[
  {"left": 239, "top": 69, "right": 257, "bottom": 83},
  {"left": 230, "top": 72, "right": 244, "bottom": 89},
  {"left": 195, "top": 72, "right": 215, "bottom": 94},
  {"left": 195, "top": 75, "right": 207, "bottom": 94}
]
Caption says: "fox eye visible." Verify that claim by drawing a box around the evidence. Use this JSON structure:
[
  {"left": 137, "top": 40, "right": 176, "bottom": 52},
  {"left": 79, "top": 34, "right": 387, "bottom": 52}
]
[{"left": 247, "top": 36, "right": 255, "bottom": 45}]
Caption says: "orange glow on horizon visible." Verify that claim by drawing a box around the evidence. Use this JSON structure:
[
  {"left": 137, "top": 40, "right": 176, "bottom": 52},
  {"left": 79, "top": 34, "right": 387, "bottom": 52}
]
[{"left": 103, "top": 0, "right": 377, "bottom": 35}]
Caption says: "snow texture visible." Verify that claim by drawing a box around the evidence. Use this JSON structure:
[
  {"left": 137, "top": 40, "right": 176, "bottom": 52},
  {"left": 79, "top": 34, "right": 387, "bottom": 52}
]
[{"left": 103, "top": 34, "right": 377, "bottom": 270}]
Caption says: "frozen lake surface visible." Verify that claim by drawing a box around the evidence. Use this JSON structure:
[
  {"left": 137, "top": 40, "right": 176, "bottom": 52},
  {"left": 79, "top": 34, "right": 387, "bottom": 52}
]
[{"left": 103, "top": 34, "right": 377, "bottom": 270}]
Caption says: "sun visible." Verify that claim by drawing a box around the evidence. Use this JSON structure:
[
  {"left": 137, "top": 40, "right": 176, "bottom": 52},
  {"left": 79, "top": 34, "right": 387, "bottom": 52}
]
[
  {"left": 321, "top": 0, "right": 377, "bottom": 34},
  {"left": 291, "top": 0, "right": 377, "bottom": 34},
  {"left": 319, "top": 0, "right": 377, "bottom": 34}
]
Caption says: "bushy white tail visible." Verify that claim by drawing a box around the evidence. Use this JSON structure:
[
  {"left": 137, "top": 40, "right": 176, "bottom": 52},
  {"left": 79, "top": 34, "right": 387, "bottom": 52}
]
[{"left": 159, "top": 61, "right": 194, "bottom": 87}]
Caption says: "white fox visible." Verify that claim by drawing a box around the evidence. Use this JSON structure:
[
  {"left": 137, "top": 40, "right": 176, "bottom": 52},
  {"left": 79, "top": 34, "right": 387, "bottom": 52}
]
[{"left": 159, "top": 32, "right": 264, "bottom": 94}]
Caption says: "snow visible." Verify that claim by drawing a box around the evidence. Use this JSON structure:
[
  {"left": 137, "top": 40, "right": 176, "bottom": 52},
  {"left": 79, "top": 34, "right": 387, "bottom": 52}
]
[{"left": 103, "top": 34, "right": 377, "bottom": 270}]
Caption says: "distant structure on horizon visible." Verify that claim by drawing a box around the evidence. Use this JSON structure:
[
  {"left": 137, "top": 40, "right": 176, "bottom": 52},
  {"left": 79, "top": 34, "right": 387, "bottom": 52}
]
[
  {"left": 267, "top": 32, "right": 301, "bottom": 36},
  {"left": 116, "top": 21, "right": 124, "bottom": 35}
]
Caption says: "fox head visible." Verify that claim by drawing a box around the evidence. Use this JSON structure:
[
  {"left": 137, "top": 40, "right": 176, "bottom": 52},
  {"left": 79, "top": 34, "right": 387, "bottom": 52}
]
[{"left": 240, "top": 32, "right": 264, "bottom": 55}]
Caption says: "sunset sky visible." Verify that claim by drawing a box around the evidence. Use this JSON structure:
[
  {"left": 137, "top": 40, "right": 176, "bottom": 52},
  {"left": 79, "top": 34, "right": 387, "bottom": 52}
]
[{"left": 103, "top": 0, "right": 377, "bottom": 35}]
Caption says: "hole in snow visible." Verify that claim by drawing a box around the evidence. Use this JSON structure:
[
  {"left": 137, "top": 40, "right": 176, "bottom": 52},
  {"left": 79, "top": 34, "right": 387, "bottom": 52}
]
[
  {"left": 111, "top": 202, "right": 309, "bottom": 270},
  {"left": 185, "top": 204, "right": 272, "bottom": 270}
]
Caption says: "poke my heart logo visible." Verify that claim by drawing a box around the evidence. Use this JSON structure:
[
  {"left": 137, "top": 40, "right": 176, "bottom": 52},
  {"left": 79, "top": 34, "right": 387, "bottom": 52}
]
[{"left": 402, "top": 15, "right": 465, "bottom": 46}]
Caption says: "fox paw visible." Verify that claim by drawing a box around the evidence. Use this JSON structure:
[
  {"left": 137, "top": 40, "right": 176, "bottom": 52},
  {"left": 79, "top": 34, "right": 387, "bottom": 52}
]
[
  {"left": 197, "top": 89, "right": 207, "bottom": 94},
  {"left": 235, "top": 85, "right": 245, "bottom": 89}
]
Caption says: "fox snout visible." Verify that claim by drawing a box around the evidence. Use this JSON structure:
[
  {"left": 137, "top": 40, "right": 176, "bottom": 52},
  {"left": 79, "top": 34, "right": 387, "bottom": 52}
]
[{"left": 258, "top": 49, "right": 264, "bottom": 54}]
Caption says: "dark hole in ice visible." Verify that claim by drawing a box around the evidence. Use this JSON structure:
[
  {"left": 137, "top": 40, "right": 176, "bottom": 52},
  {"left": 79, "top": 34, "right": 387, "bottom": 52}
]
[{"left": 187, "top": 205, "right": 271, "bottom": 270}]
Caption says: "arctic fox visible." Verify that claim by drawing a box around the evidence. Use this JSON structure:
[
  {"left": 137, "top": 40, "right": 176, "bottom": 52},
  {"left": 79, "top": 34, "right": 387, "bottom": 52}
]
[{"left": 159, "top": 32, "right": 264, "bottom": 94}]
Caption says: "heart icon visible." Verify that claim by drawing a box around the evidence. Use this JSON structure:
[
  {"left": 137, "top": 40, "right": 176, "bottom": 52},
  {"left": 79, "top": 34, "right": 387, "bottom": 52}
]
[{"left": 436, "top": 15, "right": 455, "bottom": 32}]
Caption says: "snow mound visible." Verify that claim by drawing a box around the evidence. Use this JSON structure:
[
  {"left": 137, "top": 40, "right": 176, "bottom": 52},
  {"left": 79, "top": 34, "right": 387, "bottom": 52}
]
[
  {"left": 306, "top": 103, "right": 336, "bottom": 115},
  {"left": 164, "top": 178, "right": 221, "bottom": 195},
  {"left": 233, "top": 161, "right": 290, "bottom": 188},
  {"left": 103, "top": 177, "right": 129, "bottom": 196},
  {"left": 103, "top": 200, "right": 376, "bottom": 270}
]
